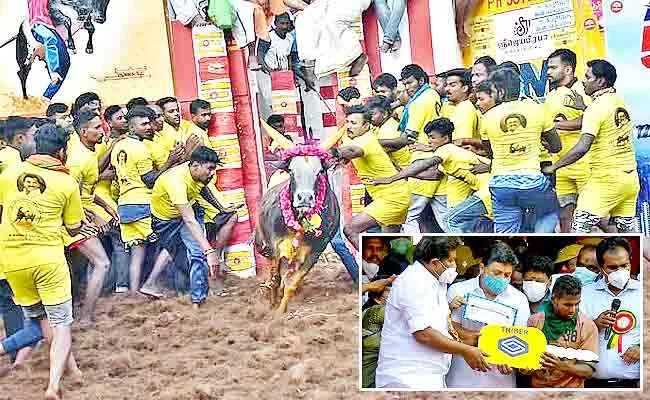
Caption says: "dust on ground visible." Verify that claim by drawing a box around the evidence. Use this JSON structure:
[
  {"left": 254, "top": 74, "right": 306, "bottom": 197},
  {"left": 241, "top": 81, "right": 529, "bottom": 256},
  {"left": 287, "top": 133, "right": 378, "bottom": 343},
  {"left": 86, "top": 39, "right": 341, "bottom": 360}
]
[{"left": 0, "top": 254, "right": 647, "bottom": 400}]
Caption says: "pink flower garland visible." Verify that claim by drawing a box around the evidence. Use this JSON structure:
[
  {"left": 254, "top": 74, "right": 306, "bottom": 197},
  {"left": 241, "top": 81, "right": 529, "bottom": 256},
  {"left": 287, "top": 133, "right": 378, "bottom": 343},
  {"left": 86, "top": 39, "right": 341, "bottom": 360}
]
[{"left": 278, "top": 145, "right": 331, "bottom": 239}]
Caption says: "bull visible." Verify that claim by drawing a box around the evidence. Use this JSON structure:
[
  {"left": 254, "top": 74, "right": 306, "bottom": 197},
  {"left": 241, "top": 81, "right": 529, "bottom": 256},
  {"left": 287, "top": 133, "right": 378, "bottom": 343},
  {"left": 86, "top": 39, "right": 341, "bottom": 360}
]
[{"left": 255, "top": 145, "right": 341, "bottom": 314}]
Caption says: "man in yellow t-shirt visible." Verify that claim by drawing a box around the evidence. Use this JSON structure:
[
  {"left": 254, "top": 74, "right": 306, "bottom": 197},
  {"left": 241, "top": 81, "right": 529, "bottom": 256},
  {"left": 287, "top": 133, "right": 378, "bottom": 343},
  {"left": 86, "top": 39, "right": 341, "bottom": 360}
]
[
  {"left": 445, "top": 68, "right": 481, "bottom": 141},
  {"left": 154, "top": 97, "right": 193, "bottom": 155},
  {"left": 372, "top": 73, "right": 398, "bottom": 102},
  {"left": 111, "top": 107, "right": 182, "bottom": 296},
  {"left": 366, "top": 97, "right": 411, "bottom": 170},
  {"left": 369, "top": 118, "right": 493, "bottom": 232},
  {"left": 333, "top": 106, "right": 410, "bottom": 250},
  {"left": 398, "top": 64, "right": 448, "bottom": 233},
  {"left": 544, "top": 49, "right": 593, "bottom": 232},
  {"left": 0, "top": 117, "right": 33, "bottom": 176},
  {"left": 543, "top": 60, "right": 639, "bottom": 233},
  {"left": 0, "top": 124, "right": 83, "bottom": 399},
  {"left": 481, "top": 68, "right": 562, "bottom": 233}
]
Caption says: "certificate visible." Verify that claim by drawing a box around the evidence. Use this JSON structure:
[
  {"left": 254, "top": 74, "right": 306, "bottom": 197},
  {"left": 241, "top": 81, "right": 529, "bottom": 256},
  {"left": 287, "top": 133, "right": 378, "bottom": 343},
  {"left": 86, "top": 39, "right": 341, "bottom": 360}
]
[{"left": 462, "top": 293, "right": 518, "bottom": 327}]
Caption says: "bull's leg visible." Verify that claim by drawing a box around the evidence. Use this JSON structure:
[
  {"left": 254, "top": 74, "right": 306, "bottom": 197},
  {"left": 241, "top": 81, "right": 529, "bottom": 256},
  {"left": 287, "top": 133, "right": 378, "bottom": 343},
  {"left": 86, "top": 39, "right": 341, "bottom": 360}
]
[
  {"left": 275, "top": 251, "right": 318, "bottom": 314},
  {"left": 50, "top": 6, "right": 76, "bottom": 53},
  {"left": 93, "top": 0, "right": 110, "bottom": 24},
  {"left": 84, "top": 19, "right": 95, "bottom": 54},
  {"left": 259, "top": 257, "right": 281, "bottom": 308}
]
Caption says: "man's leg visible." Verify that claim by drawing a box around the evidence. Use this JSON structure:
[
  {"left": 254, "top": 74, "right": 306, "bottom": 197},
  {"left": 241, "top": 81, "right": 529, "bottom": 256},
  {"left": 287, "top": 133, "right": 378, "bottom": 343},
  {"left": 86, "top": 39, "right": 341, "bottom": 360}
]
[
  {"left": 40, "top": 301, "right": 78, "bottom": 400},
  {"left": 402, "top": 194, "right": 430, "bottom": 234},
  {"left": 209, "top": 213, "right": 238, "bottom": 275},
  {"left": 431, "top": 195, "right": 449, "bottom": 233},
  {"left": 559, "top": 202, "right": 576, "bottom": 233},
  {"left": 0, "top": 279, "right": 24, "bottom": 362},
  {"left": 32, "top": 25, "right": 69, "bottom": 99},
  {"left": 179, "top": 219, "right": 210, "bottom": 306},
  {"left": 140, "top": 248, "right": 173, "bottom": 298},
  {"left": 330, "top": 228, "right": 359, "bottom": 284},
  {"left": 446, "top": 195, "right": 487, "bottom": 233},
  {"left": 128, "top": 244, "right": 146, "bottom": 295},
  {"left": 344, "top": 212, "right": 381, "bottom": 250},
  {"left": 491, "top": 186, "right": 524, "bottom": 233},
  {"left": 76, "top": 238, "right": 110, "bottom": 322},
  {"left": 0, "top": 318, "right": 43, "bottom": 376},
  {"left": 108, "top": 229, "right": 130, "bottom": 293},
  {"left": 571, "top": 210, "right": 601, "bottom": 233}
]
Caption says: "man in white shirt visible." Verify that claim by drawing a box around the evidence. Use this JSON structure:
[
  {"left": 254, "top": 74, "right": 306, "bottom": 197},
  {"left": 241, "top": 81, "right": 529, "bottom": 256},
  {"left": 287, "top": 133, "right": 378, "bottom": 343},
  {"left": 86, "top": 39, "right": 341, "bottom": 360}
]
[
  {"left": 446, "top": 241, "right": 531, "bottom": 388},
  {"left": 376, "top": 236, "right": 489, "bottom": 389},
  {"left": 581, "top": 237, "right": 641, "bottom": 388}
]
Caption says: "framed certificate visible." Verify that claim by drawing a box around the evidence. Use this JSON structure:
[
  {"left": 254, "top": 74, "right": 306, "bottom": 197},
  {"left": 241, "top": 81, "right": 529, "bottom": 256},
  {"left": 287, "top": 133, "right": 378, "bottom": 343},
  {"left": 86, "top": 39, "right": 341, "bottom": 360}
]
[{"left": 462, "top": 293, "right": 519, "bottom": 328}]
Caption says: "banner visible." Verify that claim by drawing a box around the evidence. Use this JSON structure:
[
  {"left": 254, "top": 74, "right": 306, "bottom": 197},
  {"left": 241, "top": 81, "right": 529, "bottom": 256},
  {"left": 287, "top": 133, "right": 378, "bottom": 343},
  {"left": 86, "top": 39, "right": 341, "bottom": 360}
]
[
  {"left": 0, "top": 0, "right": 174, "bottom": 116},
  {"left": 462, "top": 0, "right": 605, "bottom": 100},
  {"left": 604, "top": 0, "right": 650, "bottom": 233}
]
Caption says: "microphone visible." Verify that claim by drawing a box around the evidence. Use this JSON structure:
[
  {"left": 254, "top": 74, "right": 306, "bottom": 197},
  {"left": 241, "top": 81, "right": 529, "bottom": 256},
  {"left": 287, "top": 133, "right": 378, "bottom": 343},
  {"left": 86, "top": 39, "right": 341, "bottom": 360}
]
[{"left": 604, "top": 299, "right": 621, "bottom": 340}]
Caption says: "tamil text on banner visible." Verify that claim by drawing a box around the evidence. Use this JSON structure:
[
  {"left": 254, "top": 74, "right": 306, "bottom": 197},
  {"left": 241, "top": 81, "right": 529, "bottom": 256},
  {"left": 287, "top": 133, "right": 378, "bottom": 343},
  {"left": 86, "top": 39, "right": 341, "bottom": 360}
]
[
  {"left": 604, "top": 0, "right": 650, "bottom": 233},
  {"left": 0, "top": 0, "right": 174, "bottom": 116},
  {"left": 463, "top": 0, "right": 605, "bottom": 100}
]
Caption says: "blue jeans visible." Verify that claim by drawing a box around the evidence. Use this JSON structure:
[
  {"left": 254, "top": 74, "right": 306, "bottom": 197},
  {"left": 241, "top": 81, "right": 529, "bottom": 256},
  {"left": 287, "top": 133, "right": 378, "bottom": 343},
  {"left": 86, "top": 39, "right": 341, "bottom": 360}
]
[
  {"left": 0, "top": 280, "right": 24, "bottom": 361},
  {"left": 179, "top": 217, "right": 210, "bottom": 305},
  {"left": 373, "top": 0, "right": 406, "bottom": 44},
  {"left": 490, "top": 176, "right": 559, "bottom": 233},
  {"left": 446, "top": 195, "right": 494, "bottom": 233},
  {"left": 330, "top": 229, "right": 359, "bottom": 284},
  {"left": 32, "top": 24, "right": 70, "bottom": 99},
  {"left": 0, "top": 318, "right": 43, "bottom": 358}
]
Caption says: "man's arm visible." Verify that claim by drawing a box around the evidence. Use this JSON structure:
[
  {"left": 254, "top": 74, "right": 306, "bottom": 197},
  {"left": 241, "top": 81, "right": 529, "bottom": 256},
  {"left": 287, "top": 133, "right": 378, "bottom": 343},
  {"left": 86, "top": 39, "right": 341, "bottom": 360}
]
[
  {"left": 541, "top": 353, "right": 596, "bottom": 379},
  {"left": 177, "top": 203, "right": 212, "bottom": 252},
  {"left": 481, "top": 140, "right": 493, "bottom": 158},
  {"left": 555, "top": 116, "right": 583, "bottom": 132},
  {"left": 450, "top": 321, "right": 479, "bottom": 346},
  {"left": 413, "top": 327, "right": 489, "bottom": 372},
  {"left": 541, "top": 128, "right": 562, "bottom": 154},
  {"left": 544, "top": 134, "right": 594, "bottom": 174},
  {"left": 368, "top": 158, "right": 440, "bottom": 185},
  {"left": 93, "top": 195, "right": 118, "bottom": 221},
  {"left": 334, "top": 145, "right": 364, "bottom": 161},
  {"left": 378, "top": 133, "right": 411, "bottom": 151},
  {"left": 200, "top": 186, "right": 237, "bottom": 213},
  {"left": 141, "top": 148, "right": 183, "bottom": 189},
  {"left": 97, "top": 139, "right": 120, "bottom": 173}
]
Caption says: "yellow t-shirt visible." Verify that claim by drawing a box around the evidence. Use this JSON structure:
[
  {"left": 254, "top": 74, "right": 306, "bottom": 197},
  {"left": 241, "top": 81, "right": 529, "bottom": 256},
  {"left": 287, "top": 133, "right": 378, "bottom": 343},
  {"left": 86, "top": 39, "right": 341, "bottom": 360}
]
[
  {"left": 179, "top": 122, "right": 212, "bottom": 149},
  {"left": 151, "top": 162, "right": 206, "bottom": 220},
  {"left": 111, "top": 136, "right": 155, "bottom": 205},
  {"left": 581, "top": 92, "right": 636, "bottom": 178},
  {"left": 450, "top": 100, "right": 481, "bottom": 141},
  {"left": 544, "top": 82, "right": 592, "bottom": 169},
  {"left": 67, "top": 132, "right": 81, "bottom": 149},
  {"left": 0, "top": 162, "right": 83, "bottom": 272},
  {"left": 144, "top": 139, "right": 169, "bottom": 171},
  {"left": 405, "top": 87, "right": 444, "bottom": 197},
  {"left": 155, "top": 123, "right": 180, "bottom": 155},
  {"left": 0, "top": 146, "right": 22, "bottom": 175},
  {"left": 94, "top": 136, "right": 119, "bottom": 209},
  {"left": 481, "top": 100, "right": 555, "bottom": 176},
  {"left": 342, "top": 129, "right": 405, "bottom": 200},
  {"left": 432, "top": 143, "right": 491, "bottom": 207},
  {"left": 66, "top": 142, "right": 98, "bottom": 208},
  {"left": 441, "top": 102, "right": 456, "bottom": 118},
  {"left": 376, "top": 118, "right": 411, "bottom": 169}
]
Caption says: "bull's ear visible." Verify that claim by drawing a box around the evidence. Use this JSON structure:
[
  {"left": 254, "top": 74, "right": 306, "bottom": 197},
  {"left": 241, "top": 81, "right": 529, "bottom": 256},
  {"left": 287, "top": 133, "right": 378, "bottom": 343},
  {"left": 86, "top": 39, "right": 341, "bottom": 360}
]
[{"left": 271, "top": 159, "right": 290, "bottom": 171}]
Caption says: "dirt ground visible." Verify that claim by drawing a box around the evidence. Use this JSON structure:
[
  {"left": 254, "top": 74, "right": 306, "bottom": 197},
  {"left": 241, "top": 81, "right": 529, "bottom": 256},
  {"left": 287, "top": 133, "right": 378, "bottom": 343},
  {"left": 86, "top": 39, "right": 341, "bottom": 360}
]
[{"left": 0, "top": 253, "right": 647, "bottom": 400}]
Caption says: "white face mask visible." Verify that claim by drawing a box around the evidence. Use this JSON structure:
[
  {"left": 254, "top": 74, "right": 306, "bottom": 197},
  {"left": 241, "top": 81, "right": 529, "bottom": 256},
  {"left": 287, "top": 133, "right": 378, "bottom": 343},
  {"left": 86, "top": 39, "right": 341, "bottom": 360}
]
[
  {"left": 606, "top": 268, "right": 631, "bottom": 289},
  {"left": 363, "top": 260, "right": 379, "bottom": 279},
  {"left": 522, "top": 280, "right": 547, "bottom": 303},
  {"left": 438, "top": 267, "right": 458, "bottom": 284}
]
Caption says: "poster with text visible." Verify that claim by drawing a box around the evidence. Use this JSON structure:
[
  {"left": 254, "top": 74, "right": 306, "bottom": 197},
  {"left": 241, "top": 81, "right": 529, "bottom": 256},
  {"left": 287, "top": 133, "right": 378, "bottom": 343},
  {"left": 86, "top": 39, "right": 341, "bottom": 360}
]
[{"left": 0, "top": 0, "right": 174, "bottom": 116}]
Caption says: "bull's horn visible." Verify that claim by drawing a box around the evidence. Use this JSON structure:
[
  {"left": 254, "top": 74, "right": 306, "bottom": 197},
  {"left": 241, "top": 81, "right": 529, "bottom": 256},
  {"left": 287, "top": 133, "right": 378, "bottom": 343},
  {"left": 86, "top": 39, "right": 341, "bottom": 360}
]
[
  {"left": 261, "top": 119, "right": 293, "bottom": 150},
  {"left": 319, "top": 126, "right": 347, "bottom": 150}
]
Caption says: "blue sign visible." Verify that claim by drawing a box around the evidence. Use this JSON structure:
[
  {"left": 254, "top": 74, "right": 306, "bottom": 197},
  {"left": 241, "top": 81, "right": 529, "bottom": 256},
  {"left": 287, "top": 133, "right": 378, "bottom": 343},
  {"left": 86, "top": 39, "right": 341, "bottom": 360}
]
[{"left": 498, "top": 335, "right": 529, "bottom": 357}]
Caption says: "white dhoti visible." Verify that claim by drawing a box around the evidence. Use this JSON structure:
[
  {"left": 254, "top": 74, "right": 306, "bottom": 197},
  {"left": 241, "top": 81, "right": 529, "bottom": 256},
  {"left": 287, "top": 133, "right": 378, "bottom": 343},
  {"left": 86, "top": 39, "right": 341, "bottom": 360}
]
[{"left": 231, "top": 0, "right": 257, "bottom": 48}]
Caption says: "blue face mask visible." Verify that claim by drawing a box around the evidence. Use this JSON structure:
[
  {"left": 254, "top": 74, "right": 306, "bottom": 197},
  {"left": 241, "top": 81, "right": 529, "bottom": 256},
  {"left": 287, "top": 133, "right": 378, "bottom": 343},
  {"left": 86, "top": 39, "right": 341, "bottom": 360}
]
[
  {"left": 572, "top": 267, "right": 598, "bottom": 287},
  {"left": 483, "top": 273, "right": 510, "bottom": 295}
]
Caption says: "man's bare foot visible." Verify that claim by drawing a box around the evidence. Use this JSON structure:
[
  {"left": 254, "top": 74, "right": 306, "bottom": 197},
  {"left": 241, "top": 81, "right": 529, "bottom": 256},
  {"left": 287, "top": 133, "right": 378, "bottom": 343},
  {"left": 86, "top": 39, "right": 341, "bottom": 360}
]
[
  {"left": 0, "top": 364, "right": 13, "bottom": 378},
  {"left": 380, "top": 41, "right": 392, "bottom": 53},
  {"left": 65, "top": 367, "right": 84, "bottom": 386},
  {"left": 192, "top": 303, "right": 201, "bottom": 310},
  {"left": 248, "top": 54, "right": 262, "bottom": 71},
  {"left": 349, "top": 53, "right": 368, "bottom": 77},
  {"left": 139, "top": 285, "right": 164, "bottom": 299},
  {"left": 391, "top": 39, "right": 402, "bottom": 52},
  {"left": 44, "top": 388, "right": 62, "bottom": 400}
]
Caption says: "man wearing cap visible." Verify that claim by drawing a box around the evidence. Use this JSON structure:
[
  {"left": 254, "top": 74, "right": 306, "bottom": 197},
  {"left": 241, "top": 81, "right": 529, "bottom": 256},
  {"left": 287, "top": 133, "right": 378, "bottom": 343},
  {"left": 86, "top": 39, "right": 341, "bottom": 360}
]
[
  {"left": 376, "top": 236, "right": 490, "bottom": 389},
  {"left": 581, "top": 237, "right": 641, "bottom": 388},
  {"left": 453, "top": 245, "right": 482, "bottom": 283},
  {"left": 552, "top": 243, "right": 599, "bottom": 288}
]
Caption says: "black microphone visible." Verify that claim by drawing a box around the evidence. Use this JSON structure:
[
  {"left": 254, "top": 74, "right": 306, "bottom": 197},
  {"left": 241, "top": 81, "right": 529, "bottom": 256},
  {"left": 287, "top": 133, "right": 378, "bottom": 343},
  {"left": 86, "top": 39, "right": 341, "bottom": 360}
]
[{"left": 604, "top": 299, "right": 621, "bottom": 340}]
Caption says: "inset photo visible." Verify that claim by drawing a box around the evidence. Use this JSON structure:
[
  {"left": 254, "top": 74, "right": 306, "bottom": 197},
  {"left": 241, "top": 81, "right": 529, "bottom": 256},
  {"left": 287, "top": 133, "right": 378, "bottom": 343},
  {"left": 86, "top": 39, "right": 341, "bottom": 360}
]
[{"left": 360, "top": 234, "right": 643, "bottom": 391}]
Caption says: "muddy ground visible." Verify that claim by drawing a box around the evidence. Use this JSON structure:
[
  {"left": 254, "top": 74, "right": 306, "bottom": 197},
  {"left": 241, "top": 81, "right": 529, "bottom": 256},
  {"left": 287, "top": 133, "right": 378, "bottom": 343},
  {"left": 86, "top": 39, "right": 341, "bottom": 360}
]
[{"left": 0, "top": 253, "right": 647, "bottom": 399}]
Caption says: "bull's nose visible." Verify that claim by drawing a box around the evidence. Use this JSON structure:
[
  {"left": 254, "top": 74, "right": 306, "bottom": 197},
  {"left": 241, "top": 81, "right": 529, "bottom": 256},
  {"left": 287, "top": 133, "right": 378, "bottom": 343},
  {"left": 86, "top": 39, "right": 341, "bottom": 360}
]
[{"left": 295, "top": 191, "right": 315, "bottom": 205}]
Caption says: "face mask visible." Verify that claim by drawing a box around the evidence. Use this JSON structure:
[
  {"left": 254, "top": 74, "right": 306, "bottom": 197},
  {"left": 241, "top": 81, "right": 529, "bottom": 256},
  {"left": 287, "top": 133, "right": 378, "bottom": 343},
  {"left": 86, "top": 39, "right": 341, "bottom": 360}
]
[
  {"left": 483, "top": 273, "right": 510, "bottom": 295},
  {"left": 362, "top": 260, "right": 379, "bottom": 279},
  {"left": 572, "top": 267, "right": 598, "bottom": 287},
  {"left": 522, "top": 281, "right": 547, "bottom": 303},
  {"left": 606, "top": 268, "right": 630, "bottom": 289},
  {"left": 433, "top": 259, "right": 458, "bottom": 284}
]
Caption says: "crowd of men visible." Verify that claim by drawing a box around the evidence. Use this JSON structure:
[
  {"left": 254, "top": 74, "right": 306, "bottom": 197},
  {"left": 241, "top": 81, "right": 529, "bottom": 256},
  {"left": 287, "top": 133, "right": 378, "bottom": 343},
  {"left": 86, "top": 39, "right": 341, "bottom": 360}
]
[
  {"left": 320, "top": 49, "right": 640, "bottom": 242},
  {"left": 0, "top": 93, "right": 242, "bottom": 399},
  {"left": 361, "top": 236, "right": 641, "bottom": 389}
]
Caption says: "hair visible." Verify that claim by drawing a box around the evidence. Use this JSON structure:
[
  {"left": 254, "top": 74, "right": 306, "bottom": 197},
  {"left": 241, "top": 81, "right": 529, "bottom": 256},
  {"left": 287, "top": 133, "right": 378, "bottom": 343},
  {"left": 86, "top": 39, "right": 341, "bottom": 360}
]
[
  {"left": 596, "top": 237, "right": 631, "bottom": 268},
  {"left": 46, "top": 103, "right": 69, "bottom": 117},
  {"left": 104, "top": 105, "right": 123, "bottom": 122},
  {"left": 476, "top": 80, "right": 494, "bottom": 95},
  {"left": 73, "top": 110, "right": 101, "bottom": 132},
  {"left": 523, "top": 255, "right": 554, "bottom": 278},
  {"left": 424, "top": 117, "right": 454, "bottom": 140},
  {"left": 372, "top": 73, "right": 398, "bottom": 90},
  {"left": 344, "top": 105, "right": 370, "bottom": 121},
  {"left": 3, "top": 116, "right": 34, "bottom": 143},
  {"left": 338, "top": 87, "right": 361, "bottom": 102},
  {"left": 275, "top": 12, "right": 291, "bottom": 23},
  {"left": 552, "top": 274, "right": 582, "bottom": 298},
  {"left": 587, "top": 59, "right": 617, "bottom": 88},
  {"left": 156, "top": 96, "right": 178, "bottom": 110},
  {"left": 72, "top": 92, "right": 100, "bottom": 116},
  {"left": 445, "top": 68, "right": 472, "bottom": 88},
  {"left": 548, "top": 48, "right": 577, "bottom": 71},
  {"left": 190, "top": 99, "right": 211, "bottom": 115},
  {"left": 474, "top": 56, "right": 497, "bottom": 72},
  {"left": 126, "top": 97, "right": 149, "bottom": 110},
  {"left": 126, "top": 106, "right": 153, "bottom": 124},
  {"left": 486, "top": 241, "right": 519, "bottom": 269},
  {"left": 414, "top": 236, "right": 463, "bottom": 264},
  {"left": 365, "top": 96, "right": 393, "bottom": 113},
  {"left": 400, "top": 64, "right": 429, "bottom": 83},
  {"left": 579, "top": 244, "right": 597, "bottom": 255},
  {"left": 490, "top": 68, "right": 521, "bottom": 101},
  {"left": 190, "top": 146, "right": 221, "bottom": 165},
  {"left": 498, "top": 61, "right": 520, "bottom": 75},
  {"left": 267, "top": 114, "right": 285, "bottom": 126},
  {"left": 35, "top": 123, "right": 69, "bottom": 156}
]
